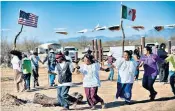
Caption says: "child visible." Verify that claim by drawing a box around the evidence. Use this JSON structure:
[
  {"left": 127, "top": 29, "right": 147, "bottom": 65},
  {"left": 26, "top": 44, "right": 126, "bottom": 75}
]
[
  {"left": 133, "top": 49, "right": 140, "bottom": 81},
  {"left": 22, "top": 54, "right": 32, "bottom": 91},
  {"left": 106, "top": 52, "right": 116, "bottom": 81}
]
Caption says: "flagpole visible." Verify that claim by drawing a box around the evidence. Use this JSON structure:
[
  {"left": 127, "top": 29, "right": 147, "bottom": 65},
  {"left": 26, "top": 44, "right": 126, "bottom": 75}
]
[
  {"left": 120, "top": 2, "right": 125, "bottom": 55},
  {"left": 13, "top": 25, "right": 23, "bottom": 50}
]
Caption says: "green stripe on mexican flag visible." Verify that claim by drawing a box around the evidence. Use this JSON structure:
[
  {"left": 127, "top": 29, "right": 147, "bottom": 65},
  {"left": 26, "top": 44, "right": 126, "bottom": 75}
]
[{"left": 122, "top": 5, "right": 136, "bottom": 21}]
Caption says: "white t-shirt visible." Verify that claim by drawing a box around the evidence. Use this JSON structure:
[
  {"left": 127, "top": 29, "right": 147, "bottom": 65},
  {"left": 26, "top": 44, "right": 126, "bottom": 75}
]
[
  {"left": 65, "top": 56, "right": 72, "bottom": 62},
  {"left": 79, "top": 63, "right": 101, "bottom": 87},
  {"left": 11, "top": 55, "right": 21, "bottom": 72},
  {"left": 114, "top": 58, "right": 136, "bottom": 83}
]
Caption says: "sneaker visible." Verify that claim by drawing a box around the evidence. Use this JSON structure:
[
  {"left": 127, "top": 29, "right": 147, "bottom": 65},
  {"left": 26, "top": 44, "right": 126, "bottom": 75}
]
[{"left": 150, "top": 92, "right": 157, "bottom": 101}]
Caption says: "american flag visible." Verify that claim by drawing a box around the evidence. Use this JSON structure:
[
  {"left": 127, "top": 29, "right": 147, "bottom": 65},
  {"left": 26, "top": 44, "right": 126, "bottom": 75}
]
[{"left": 18, "top": 10, "right": 38, "bottom": 28}]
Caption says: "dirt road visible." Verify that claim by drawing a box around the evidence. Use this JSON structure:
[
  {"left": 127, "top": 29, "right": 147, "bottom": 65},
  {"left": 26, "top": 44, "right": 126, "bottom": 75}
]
[{"left": 1, "top": 67, "right": 175, "bottom": 111}]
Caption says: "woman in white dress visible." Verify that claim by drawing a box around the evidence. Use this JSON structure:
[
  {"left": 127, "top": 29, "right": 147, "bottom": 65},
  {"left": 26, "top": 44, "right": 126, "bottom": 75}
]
[{"left": 114, "top": 50, "right": 137, "bottom": 104}]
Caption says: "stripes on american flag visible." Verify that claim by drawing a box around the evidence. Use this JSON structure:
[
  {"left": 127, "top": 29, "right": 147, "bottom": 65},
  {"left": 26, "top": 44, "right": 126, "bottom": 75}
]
[{"left": 18, "top": 11, "right": 38, "bottom": 28}]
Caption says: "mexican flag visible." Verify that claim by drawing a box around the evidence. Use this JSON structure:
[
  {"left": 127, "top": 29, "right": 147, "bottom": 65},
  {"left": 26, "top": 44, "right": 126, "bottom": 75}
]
[{"left": 122, "top": 5, "right": 136, "bottom": 21}]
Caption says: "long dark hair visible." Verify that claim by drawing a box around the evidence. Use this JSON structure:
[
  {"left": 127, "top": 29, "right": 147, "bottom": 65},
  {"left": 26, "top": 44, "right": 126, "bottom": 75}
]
[
  {"left": 145, "top": 46, "right": 152, "bottom": 54},
  {"left": 84, "top": 54, "right": 95, "bottom": 64},
  {"left": 124, "top": 50, "right": 132, "bottom": 60},
  {"left": 134, "top": 49, "right": 140, "bottom": 59},
  {"left": 10, "top": 50, "right": 22, "bottom": 60},
  {"left": 159, "top": 43, "right": 166, "bottom": 49}
]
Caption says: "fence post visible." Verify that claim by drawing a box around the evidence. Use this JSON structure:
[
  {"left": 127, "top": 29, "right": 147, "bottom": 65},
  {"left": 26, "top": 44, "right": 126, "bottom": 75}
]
[
  {"left": 92, "top": 40, "right": 95, "bottom": 56},
  {"left": 141, "top": 36, "right": 145, "bottom": 55},
  {"left": 94, "top": 39, "right": 98, "bottom": 60},
  {"left": 98, "top": 39, "right": 102, "bottom": 64},
  {"left": 168, "top": 40, "right": 171, "bottom": 54}
]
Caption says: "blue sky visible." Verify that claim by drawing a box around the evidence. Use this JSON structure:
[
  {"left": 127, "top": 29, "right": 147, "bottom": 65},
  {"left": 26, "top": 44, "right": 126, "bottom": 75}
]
[{"left": 1, "top": 1, "right": 175, "bottom": 42}]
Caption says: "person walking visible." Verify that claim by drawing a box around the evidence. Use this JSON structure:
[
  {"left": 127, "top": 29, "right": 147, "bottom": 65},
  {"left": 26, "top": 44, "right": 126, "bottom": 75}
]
[
  {"left": 139, "top": 46, "right": 163, "bottom": 101},
  {"left": 43, "top": 49, "right": 57, "bottom": 87},
  {"left": 53, "top": 53, "right": 77, "bottom": 111},
  {"left": 10, "top": 50, "right": 24, "bottom": 92},
  {"left": 113, "top": 50, "right": 137, "bottom": 104},
  {"left": 165, "top": 47, "right": 175, "bottom": 95},
  {"left": 157, "top": 43, "right": 169, "bottom": 82},
  {"left": 22, "top": 54, "right": 32, "bottom": 91},
  {"left": 78, "top": 54, "right": 109, "bottom": 110},
  {"left": 106, "top": 52, "right": 116, "bottom": 81},
  {"left": 30, "top": 52, "right": 43, "bottom": 88},
  {"left": 133, "top": 49, "right": 140, "bottom": 81}
]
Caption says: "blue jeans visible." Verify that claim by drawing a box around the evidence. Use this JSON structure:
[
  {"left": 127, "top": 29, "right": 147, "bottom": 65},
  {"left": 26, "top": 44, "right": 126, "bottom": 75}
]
[
  {"left": 57, "top": 86, "right": 77, "bottom": 109},
  {"left": 108, "top": 64, "right": 114, "bottom": 80},
  {"left": 169, "top": 71, "right": 175, "bottom": 94},
  {"left": 142, "top": 75, "right": 157, "bottom": 95},
  {"left": 23, "top": 73, "right": 31, "bottom": 90},
  {"left": 49, "top": 74, "right": 56, "bottom": 86}
]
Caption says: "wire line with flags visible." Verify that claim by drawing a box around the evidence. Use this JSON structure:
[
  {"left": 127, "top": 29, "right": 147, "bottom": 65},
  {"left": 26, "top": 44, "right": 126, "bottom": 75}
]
[{"left": 18, "top": 10, "right": 38, "bottom": 28}]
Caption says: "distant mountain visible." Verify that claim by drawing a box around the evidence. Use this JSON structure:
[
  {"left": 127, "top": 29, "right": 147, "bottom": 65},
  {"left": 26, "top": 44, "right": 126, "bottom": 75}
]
[
  {"left": 46, "top": 35, "right": 142, "bottom": 43},
  {"left": 146, "top": 28, "right": 175, "bottom": 39},
  {"left": 59, "top": 36, "right": 128, "bottom": 42},
  {"left": 46, "top": 28, "right": 175, "bottom": 43}
]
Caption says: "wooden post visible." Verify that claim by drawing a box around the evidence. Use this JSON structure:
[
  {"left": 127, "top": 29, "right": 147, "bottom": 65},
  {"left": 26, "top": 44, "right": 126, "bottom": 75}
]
[
  {"left": 141, "top": 36, "right": 145, "bottom": 55},
  {"left": 168, "top": 40, "right": 171, "bottom": 54},
  {"left": 120, "top": 3, "right": 125, "bottom": 55},
  {"left": 101, "top": 48, "right": 104, "bottom": 66},
  {"left": 92, "top": 40, "right": 95, "bottom": 56},
  {"left": 75, "top": 52, "right": 78, "bottom": 61},
  {"left": 121, "top": 20, "right": 125, "bottom": 54},
  {"left": 94, "top": 39, "right": 98, "bottom": 60},
  {"left": 13, "top": 25, "right": 23, "bottom": 50},
  {"left": 98, "top": 39, "right": 102, "bottom": 63}
]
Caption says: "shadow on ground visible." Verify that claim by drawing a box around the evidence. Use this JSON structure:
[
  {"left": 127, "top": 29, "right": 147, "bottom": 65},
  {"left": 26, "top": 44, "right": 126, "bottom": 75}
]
[{"left": 106, "top": 96, "right": 175, "bottom": 109}]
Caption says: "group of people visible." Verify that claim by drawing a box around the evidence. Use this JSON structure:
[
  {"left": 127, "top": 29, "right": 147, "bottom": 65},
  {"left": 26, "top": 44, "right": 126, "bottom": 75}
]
[
  {"left": 10, "top": 50, "right": 43, "bottom": 92},
  {"left": 105, "top": 43, "right": 175, "bottom": 105},
  {"left": 9, "top": 43, "right": 175, "bottom": 111}
]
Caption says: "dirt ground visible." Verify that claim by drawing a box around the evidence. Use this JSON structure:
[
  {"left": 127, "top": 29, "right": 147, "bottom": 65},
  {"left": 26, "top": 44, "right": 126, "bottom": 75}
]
[{"left": 1, "top": 65, "right": 175, "bottom": 111}]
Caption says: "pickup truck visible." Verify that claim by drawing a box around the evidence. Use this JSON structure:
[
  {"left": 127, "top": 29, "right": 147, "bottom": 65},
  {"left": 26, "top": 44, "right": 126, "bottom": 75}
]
[{"left": 64, "top": 46, "right": 78, "bottom": 60}]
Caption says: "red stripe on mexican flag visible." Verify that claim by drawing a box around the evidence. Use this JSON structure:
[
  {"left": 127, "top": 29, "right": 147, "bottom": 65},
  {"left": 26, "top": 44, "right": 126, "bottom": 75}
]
[{"left": 122, "top": 5, "right": 136, "bottom": 21}]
